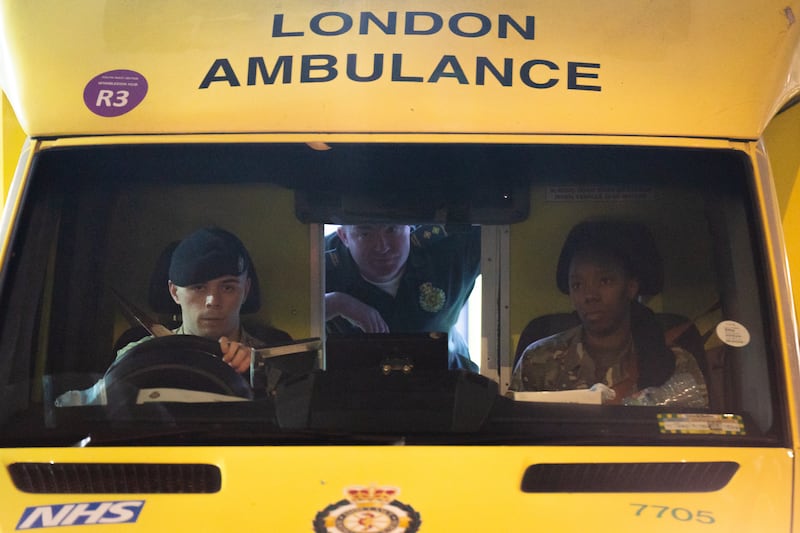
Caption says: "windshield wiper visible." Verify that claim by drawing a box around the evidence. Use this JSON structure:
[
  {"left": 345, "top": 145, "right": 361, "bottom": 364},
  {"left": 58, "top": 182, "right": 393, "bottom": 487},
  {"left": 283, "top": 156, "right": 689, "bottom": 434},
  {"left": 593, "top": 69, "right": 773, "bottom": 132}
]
[{"left": 69, "top": 426, "right": 407, "bottom": 447}]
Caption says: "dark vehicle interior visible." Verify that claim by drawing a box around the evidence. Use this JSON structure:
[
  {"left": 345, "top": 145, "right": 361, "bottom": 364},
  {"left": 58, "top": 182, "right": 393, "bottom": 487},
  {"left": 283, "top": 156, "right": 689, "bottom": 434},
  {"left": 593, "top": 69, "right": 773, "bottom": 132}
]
[{"left": 0, "top": 142, "right": 784, "bottom": 447}]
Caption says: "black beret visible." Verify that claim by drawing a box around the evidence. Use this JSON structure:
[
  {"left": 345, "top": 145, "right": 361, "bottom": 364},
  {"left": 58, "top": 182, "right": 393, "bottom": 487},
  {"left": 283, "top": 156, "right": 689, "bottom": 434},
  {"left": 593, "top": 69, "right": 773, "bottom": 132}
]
[
  {"left": 168, "top": 227, "right": 250, "bottom": 286},
  {"left": 555, "top": 219, "right": 663, "bottom": 296}
]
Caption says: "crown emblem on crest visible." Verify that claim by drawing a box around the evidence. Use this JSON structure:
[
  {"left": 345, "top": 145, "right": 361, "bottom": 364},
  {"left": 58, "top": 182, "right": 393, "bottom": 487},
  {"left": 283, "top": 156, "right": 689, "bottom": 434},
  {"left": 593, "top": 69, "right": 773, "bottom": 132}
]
[
  {"left": 345, "top": 485, "right": 398, "bottom": 507},
  {"left": 314, "top": 484, "right": 421, "bottom": 533}
]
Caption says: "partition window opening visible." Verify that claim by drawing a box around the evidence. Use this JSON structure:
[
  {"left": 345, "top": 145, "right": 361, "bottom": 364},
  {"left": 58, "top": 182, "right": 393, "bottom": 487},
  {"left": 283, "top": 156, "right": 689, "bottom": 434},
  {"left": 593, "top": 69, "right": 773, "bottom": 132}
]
[{"left": 323, "top": 224, "right": 482, "bottom": 370}]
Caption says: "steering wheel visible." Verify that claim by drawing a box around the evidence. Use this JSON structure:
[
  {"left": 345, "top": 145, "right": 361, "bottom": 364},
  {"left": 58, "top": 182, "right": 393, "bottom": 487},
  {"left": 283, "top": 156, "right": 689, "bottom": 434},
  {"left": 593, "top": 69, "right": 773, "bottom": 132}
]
[{"left": 104, "top": 335, "right": 253, "bottom": 404}]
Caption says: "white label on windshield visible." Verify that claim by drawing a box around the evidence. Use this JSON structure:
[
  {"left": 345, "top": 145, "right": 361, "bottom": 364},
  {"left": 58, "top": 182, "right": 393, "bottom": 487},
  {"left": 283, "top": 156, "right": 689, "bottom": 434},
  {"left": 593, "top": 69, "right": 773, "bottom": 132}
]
[
  {"left": 546, "top": 185, "right": 653, "bottom": 202},
  {"left": 716, "top": 320, "right": 750, "bottom": 347},
  {"left": 658, "top": 414, "right": 746, "bottom": 435}
]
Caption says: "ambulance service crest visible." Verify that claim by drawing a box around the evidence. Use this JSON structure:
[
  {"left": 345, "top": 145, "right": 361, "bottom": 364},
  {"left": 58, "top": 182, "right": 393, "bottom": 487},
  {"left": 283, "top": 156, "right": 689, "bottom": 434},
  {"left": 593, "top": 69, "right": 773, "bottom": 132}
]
[
  {"left": 313, "top": 485, "right": 421, "bottom": 533},
  {"left": 418, "top": 282, "right": 446, "bottom": 313}
]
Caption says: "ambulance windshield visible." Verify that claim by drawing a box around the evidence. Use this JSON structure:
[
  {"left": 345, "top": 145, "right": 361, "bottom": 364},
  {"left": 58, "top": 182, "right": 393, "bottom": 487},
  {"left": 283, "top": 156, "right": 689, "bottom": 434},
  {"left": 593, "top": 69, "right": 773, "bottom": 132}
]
[{"left": 0, "top": 143, "right": 784, "bottom": 447}]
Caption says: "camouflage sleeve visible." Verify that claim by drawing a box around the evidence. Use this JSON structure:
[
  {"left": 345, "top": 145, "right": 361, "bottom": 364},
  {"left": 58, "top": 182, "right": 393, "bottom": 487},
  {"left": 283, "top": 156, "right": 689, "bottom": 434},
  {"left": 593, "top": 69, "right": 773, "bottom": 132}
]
[
  {"left": 510, "top": 344, "right": 549, "bottom": 391},
  {"left": 510, "top": 330, "right": 581, "bottom": 391}
]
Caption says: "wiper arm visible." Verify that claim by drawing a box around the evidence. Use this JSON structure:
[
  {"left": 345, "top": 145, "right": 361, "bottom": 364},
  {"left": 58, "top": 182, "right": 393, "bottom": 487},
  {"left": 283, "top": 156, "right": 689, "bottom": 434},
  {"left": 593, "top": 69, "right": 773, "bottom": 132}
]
[{"left": 70, "top": 427, "right": 407, "bottom": 446}]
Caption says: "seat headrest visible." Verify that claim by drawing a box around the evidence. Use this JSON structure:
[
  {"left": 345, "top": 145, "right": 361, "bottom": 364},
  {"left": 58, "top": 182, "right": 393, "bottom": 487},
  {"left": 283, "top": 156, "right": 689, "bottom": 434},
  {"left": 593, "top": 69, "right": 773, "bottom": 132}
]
[{"left": 555, "top": 219, "right": 663, "bottom": 296}]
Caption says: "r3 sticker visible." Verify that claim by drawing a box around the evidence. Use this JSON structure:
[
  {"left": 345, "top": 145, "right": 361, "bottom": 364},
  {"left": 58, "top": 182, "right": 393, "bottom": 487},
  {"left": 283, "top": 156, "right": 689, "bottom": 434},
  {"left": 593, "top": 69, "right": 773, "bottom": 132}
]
[{"left": 83, "top": 69, "right": 148, "bottom": 117}]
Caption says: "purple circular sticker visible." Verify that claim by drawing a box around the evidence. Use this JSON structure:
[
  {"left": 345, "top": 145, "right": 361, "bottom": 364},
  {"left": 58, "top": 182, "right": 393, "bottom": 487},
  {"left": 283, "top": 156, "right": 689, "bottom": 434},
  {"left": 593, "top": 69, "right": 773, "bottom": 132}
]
[{"left": 83, "top": 69, "right": 148, "bottom": 117}]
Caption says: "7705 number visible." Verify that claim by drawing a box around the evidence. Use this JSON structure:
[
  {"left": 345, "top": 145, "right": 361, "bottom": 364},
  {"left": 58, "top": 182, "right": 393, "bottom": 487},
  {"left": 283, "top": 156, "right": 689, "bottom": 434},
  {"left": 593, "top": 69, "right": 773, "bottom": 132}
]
[{"left": 631, "top": 504, "right": 715, "bottom": 524}]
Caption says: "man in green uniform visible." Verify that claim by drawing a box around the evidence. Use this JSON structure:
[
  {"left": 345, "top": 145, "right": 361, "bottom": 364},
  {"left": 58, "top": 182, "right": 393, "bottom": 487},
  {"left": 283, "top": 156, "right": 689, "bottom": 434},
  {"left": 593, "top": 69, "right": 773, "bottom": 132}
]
[{"left": 325, "top": 224, "right": 480, "bottom": 370}]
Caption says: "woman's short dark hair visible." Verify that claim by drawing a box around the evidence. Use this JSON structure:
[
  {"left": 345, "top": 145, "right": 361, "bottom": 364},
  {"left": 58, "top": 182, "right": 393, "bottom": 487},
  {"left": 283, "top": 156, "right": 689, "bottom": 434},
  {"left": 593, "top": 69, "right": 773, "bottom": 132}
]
[{"left": 556, "top": 219, "right": 663, "bottom": 296}]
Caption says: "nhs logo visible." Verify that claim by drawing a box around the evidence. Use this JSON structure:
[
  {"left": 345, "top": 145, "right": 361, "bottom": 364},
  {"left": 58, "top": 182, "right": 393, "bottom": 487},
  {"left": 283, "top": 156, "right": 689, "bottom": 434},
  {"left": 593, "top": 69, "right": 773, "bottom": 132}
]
[{"left": 16, "top": 500, "right": 144, "bottom": 530}]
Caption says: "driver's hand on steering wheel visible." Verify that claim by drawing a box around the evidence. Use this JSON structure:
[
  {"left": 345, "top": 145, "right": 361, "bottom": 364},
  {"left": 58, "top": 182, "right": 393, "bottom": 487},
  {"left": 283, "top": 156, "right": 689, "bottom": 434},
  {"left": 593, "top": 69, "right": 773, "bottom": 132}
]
[{"left": 218, "top": 336, "right": 251, "bottom": 374}]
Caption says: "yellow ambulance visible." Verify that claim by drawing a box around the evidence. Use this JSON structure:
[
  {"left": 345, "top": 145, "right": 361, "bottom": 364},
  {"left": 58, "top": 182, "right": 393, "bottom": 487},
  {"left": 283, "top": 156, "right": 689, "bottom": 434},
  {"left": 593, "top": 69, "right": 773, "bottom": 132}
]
[{"left": 2, "top": 1, "right": 800, "bottom": 531}]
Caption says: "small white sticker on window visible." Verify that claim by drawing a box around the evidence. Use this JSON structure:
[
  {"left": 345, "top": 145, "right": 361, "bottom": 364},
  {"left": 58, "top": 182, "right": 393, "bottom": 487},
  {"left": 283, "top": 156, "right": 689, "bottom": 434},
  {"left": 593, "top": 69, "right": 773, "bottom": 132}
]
[{"left": 715, "top": 320, "right": 750, "bottom": 347}]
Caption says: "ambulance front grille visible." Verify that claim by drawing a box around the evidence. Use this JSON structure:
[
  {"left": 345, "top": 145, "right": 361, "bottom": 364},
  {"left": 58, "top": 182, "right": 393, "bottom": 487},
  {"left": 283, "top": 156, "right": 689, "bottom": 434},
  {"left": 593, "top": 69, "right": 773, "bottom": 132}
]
[
  {"left": 521, "top": 461, "right": 739, "bottom": 493},
  {"left": 8, "top": 462, "right": 221, "bottom": 493}
]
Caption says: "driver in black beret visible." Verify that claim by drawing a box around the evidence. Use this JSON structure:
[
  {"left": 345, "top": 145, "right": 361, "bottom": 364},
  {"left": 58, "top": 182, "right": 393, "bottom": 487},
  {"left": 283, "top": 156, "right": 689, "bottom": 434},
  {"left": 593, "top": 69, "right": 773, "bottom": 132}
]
[
  {"left": 55, "top": 227, "right": 280, "bottom": 406},
  {"left": 164, "top": 226, "right": 260, "bottom": 373}
]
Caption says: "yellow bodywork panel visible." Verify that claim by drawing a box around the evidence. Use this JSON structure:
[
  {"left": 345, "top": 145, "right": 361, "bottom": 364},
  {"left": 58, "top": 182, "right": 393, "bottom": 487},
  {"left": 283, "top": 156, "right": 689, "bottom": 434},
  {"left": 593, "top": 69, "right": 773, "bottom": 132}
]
[
  {"left": 0, "top": 1, "right": 798, "bottom": 139},
  {"left": 0, "top": 91, "right": 24, "bottom": 202},
  {"left": 764, "top": 104, "right": 800, "bottom": 310},
  {"left": 0, "top": 446, "right": 793, "bottom": 531},
  {"left": 0, "top": 2, "right": 800, "bottom": 532}
]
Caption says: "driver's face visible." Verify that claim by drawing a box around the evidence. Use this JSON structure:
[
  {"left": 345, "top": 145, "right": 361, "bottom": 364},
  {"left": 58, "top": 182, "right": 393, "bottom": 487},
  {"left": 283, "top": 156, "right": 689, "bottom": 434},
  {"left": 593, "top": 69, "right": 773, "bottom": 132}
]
[{"left": 169, "top": 273, "right": 251, "bottom": 340}]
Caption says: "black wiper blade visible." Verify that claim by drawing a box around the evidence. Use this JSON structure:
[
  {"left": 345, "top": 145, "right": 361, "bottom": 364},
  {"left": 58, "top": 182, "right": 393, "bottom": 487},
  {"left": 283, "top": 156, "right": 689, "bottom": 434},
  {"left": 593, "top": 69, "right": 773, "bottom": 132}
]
[{"left": 70, "top": 426, "right": 407, "bottom": 446}]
